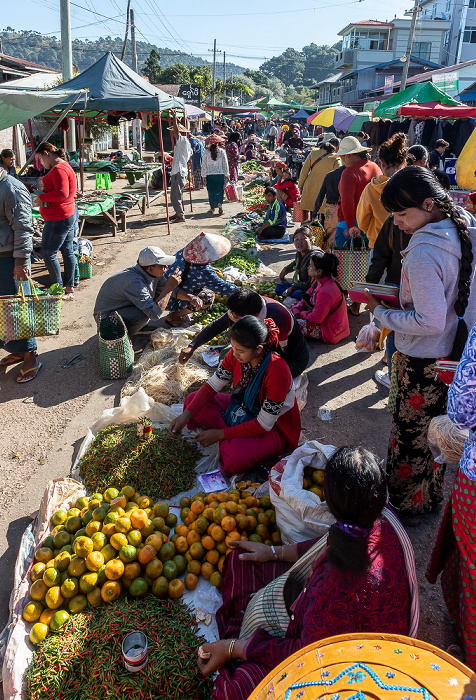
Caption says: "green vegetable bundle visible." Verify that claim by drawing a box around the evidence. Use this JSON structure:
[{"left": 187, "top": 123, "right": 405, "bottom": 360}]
[
  {"left": 214, "top": 248, "right": 259, "bottom": 274},
  {"left": 26, "top": 596, "right": 212, "bottom": 700},
  {"left": 241, "top": 160, "right": 266, "bottom": 173},
  {"left": 243, "top": 178, "right": 267, "bottom": 191},
  {"left": 79, "top": 425, "right": 201, "bottom": 499}
]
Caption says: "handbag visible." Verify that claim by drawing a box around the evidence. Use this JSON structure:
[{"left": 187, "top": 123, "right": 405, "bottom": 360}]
[
  {"left": 309, "top": 222, "right": 325, "bottom": 248},
  {"left": 0, "top": 278, "right": 62, "bottom": 342},
  {"left": 97, "top": 311, "right": 134, "bottom": 380},
  {"left": 222, "top": 353, "right": 271, "bottom": 427},
  {"left": 332, "top": 239, "right": 371, "bottom": 290},
  {"left": 225, "top": 183, "right": 238, "bottom": 202},
  {"left": 292, "top": 201, "right": 304, "bottom": 223}
]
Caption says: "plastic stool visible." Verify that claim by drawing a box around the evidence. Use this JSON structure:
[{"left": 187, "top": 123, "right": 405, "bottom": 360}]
[{"left": 95, "top": 172, "right": 112, "bottom": 190}]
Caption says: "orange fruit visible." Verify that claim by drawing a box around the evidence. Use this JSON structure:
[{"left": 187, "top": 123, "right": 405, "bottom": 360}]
[
  {"left": 249, "top": 533, "right": 262, "bottom": 543},
  {"left": 23, "top": 601, "right": 43, "bottom": 622},
  {"left": 138, "top": 544, "right": 156, "bottom": 565},
  {"left": 45, "top": 586, "right": 64, "bottom": 609},
  {"left": 114, "top": 517, "right": 132, "bottom": 534},
  {"left": 240, "top": 533, "right": 249, "bottom": 541},
  {"left": 221, "top": 516, "right": 236, "bottom": 533},
  {"left": 187, "top": 511, "right": 198, "bottom": 524},
  {"left": 136, "top": 495, "right": 151, "bottom": 509},
  {"left": 105, "top": 558, "right": 124, "bottom": 580},
  {"left": 30, "top": 579, "right": 48, "bottom": 601},
  {"left": 255, "top": 524, "right": 269, "bottom": 540},
  {"left": 101, "top": 523, "right": 117, "bottom": 538},
  {"left": 201, "top": 562, "right": 214, "bottom": 580},
  {"left": 158, "top": 542, "right": 175, "bottom": 562},
  {"left": 123, "top": 561, "right": 141, "bottom": 580},
  {"left": 151, "top": 576, "right": 168, "bottom": 598},
  {"left": 203, "top": 508, "right": 215, "bottom": 521},
  {"left": 184, "top": 573, "right": 199, "bottom": 590},
  {"left": 85, "top": 520, "right": 102, "bottom": 537},
  {"left": 186, "top": 530, "right": 200, "bottom": 546},
  {"left": 189, "top": 541, "right": 205, "bottom": 561},
  {"left": 39, "top": 608, "right": 56, "bottom": 626},
  {"left": 154, "top": 502, "right": 169, "bottom": 518},
  {"left": 206, "top": 549, "right": 220, "bottom": 566},
  {"left": 145, "top": 533, "right": 163, "bottom": 551},
  {"left": 206, "top": 492, "right": 218, "bottom": 504},
  {"left": 195, "top": 516, "right": 209, "bottom": 534},
  {"left": 120, "top": 485, "right": 135, "bottom": 500},
  {"left": 101, "top": 580, "right": 121, "bottom": 602},
  {"left": 211, "top": 525, "right": 225, "bottom": 542},
  {"left": 177, "top": 525, "right": 189, "bottom": 538},
  {"left": 168, "top": 578, "right": 184, "bottom": 599},
  {"left": 85, "top": 551, "right": 104, "bottom": 572},
  {"left": 209, "top": 501, "right": 220, "bottom": 510},
  {"left": 213, "top": 508, "right": 227, "bottom": 524},
  {"left": 225, "top": 531, "right": 241, "bottom": 546},
  {"left": 130, "top": 509, "right": 148, "bottom": 530},
  {"left": 246, "top": 516, "right": 257, "bottom": 531},
  {"left": 271, "top": 531, "right": 282, "bottom": 545},
  {"left": 100, "top": 544, "right": 117, "bottom": 564},
  {"left": 201, "top": 535, "right": 215, "bottom": 551},
  {"left": 185, "top": 551, "right": 192, "bottom": 563},
  {"left": 68, "top": 556, "right": 87, "bottom": 578},
  {"left": 187, "top": 559, "right": 201, "bottom": 575},
  {"left": 217, "top": 491, "right": 229, "bottom": 503},
  {"left": 110, "top": 533, "right": 128, "bottom": 551},
  {"left": 216, "top": 540, "right": 228, "bottom": 555},
  {"left": 210, "top": 571, "right": 222, "bottom": 588},
  {"left": 190, "top": 500, "right": 205, "bottom": 515},
  {"left": 175, "top": 536, "right": 189, "bottom": 554},
  {"left": 235, "top": 514, "right": 248, "bottom": 531},
  {"left": 237, "top": 504, "right": 247, "bottom": 515},
  {"left": 87, "top": 588, "right": 102, "bottom": 607},
  {"left": 179, "top": 496, "right": 191, "bottom": 509},
  {"left": 257, "top": 513, "right": 269, "bottom": 526},
  {"left": 35, "top": 547, "right": 53, "bottom": 564},
  {"left": 31, "top": 562, "right": 46, "bottom": 582},
  {"left": 145, "top": 558, "right": 163, "bottom": 579},
  {"left": 225, "top": 501, "right": 238, "bottom": 514},
  {"left": 218, "top": 556, "right": 226, "bottom": 573}
]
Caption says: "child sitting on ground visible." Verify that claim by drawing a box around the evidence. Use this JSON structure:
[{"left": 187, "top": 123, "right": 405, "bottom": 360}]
[{"left": 256, "top": 187, "right": 287, "bottom": 241}]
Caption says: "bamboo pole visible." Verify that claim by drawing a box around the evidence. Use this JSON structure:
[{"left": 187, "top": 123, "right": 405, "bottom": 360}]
[{"left": 157, "top": 98, "right": 171, "bottom": 235}]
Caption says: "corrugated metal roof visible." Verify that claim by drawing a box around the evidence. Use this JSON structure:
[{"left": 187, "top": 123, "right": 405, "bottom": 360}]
[{"left": 339, "top": 20, "right": 394, "bottom": 34}]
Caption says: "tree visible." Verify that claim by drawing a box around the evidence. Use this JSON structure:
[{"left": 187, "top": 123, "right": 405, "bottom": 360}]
[
  {"left": 142, "top": 49, "right": 162, "bottom": 83},
  {"left": 301, "top": 43, "right": 339, "bottom": 85},
  {"left": 189, "top": 65, "right": 214, "bottom": 101},
  {"left": 260, "top": 48, "right": 305, "bottom": 87},
  {"left": 243, "top": 69, "right": 269, "bottom": 88},
  {"left": 159, "top": 62, "right": 191, "bottom": 84}
]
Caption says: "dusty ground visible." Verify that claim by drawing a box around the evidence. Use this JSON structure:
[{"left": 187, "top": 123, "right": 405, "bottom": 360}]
[{"left": 0, "top": 167, "right": 458, "bottom": 666}]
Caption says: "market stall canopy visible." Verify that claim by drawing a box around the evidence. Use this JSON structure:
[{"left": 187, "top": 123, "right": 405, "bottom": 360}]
[
  {"left": 203, "top": 104, "right": 261, "bottom": 113},
  {"left": 185, "top": 103, "right": 207, "bottom": 120},
  {"left": 0, "top": 87, "right": 82, "bottom": 130},
  {"left": 292, "top": 108, "right": 313, "bottom": 120},
  {"left": 255, "top": 96, "right": 293, "bottom": 110},
  {"left": 373, "top": 82, "right": 461, "bottom": 118},
  {"left": 48, "top": 52, "right": 184, "bottom": 113},
  {"left": 397, "top": 101, "right": 476, "bottom": 117},
  {"left": 308, "top": 106, "right": 358, "bottom": 127}
]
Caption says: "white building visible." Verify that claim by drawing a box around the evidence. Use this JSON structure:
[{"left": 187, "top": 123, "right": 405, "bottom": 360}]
[{"left": 419, "top": 0, "right": 476, "bottom": 65}]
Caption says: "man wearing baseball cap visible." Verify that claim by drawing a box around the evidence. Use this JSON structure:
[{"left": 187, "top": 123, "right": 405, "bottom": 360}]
[{"left": 93, "top": 246, "right": 194, "bottom": 335}]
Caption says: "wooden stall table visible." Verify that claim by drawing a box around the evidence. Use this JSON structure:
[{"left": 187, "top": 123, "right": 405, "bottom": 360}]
[
  {"left": 76, "top": 195, "right": 118, "bottom": 236},
  {"left": 249, "top": 633, "right": 476, "bottom": 700}
]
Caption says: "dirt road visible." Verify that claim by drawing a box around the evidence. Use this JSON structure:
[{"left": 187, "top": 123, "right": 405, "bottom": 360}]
[{"left": 0, "top": 174, "right": 457, "bottom": 657}]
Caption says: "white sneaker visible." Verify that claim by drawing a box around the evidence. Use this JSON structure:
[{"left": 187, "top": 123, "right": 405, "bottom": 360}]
[{"left": 374, "top": 369, "right": 390, "bottom": 389}]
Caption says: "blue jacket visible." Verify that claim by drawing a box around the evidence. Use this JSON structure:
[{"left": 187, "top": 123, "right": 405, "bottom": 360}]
[
  {"left": 189, "top": 137, "right": 204, "bottom": 170},
  {"left": 163, "top": 248, "right": 237, "bottom": 297}
]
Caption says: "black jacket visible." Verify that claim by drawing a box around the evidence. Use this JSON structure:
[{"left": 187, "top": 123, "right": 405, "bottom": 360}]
[
  {"left": 366, "top": 214, "right": 412, "bottom": 286},
  {"left": 281, "top": 245, "right": 318, "bottom": 292},
  {"left": 313, "top": 165, "right": 345, "bottom": 216}
]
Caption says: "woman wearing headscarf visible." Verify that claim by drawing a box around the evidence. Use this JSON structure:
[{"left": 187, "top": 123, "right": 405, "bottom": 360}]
[
  {"left": 201, "top": 136, "right": 230, "bottom": 215},
  {"left": 225, "top": 132, "right": 241, "bottom": 184}
]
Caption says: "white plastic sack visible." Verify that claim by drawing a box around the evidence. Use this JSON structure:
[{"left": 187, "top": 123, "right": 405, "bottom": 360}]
[
  {"left": 2, "top": 478, "right": 85, "bottom": 700},
  {"left": 269, "top": 441, "right": 336, "bottom": 544}
]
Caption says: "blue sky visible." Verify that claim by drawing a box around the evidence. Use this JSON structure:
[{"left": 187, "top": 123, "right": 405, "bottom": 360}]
[{"left": 3, "top": 0, "right": 411, "bottom": 69}]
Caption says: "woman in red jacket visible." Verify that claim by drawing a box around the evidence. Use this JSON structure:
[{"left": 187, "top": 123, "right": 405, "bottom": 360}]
[
  {"left": 37, "top": 142, "right": 77, "bottom": 299},
  {"left": 169, "top": 316, "right": 301, "bottom": 475},
  {"left": 291, "top": 250, "right": 349, "bottom": 343},
  {"left": 274, "top": 168, "right": 300, "bottom": 210}
]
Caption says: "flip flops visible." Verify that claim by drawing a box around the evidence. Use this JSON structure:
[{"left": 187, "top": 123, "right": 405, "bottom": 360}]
[
  {"left": 17, "top": 362, "right": 42, "bottom": 383},
  {"left": 0, "top": 353, "right": 24, "bottom": 367}
]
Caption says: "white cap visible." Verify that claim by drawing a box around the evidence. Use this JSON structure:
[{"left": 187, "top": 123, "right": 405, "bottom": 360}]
[{"left": 138, "top": 246, "right": 176, "bottom": 267}]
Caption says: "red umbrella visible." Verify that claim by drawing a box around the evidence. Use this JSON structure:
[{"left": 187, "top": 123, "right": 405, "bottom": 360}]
[{"left": 397, "top": 101, "right": 476, "bottom": 117}]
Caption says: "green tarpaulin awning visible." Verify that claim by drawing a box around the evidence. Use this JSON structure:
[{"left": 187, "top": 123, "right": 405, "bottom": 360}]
[
  {"left": 373, "top": 82, "right": 461, "bottom": 118},
  {"left": 0, "top": 88, "right": 79, "bottom": 130}
]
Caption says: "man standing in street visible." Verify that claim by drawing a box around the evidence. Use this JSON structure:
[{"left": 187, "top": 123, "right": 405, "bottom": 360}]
[
  {"left": 267, "top": 122, "right": 278, "bottom": 151},
  {"left": 169, "top": 114, "right": 192, "bottom": 224},
  {"left": 0, "top": 166, "right": 40, "bottom": 382}
]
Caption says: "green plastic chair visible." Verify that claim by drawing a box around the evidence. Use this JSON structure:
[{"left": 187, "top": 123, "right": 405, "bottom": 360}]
[{"left": 95, "top": 172, "right": 112, "bottom": 190}]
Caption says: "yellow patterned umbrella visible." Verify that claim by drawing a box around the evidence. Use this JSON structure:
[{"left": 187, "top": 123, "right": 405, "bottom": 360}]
[{"left": 248, "top": 633, "right": 476, "bottom": 700}]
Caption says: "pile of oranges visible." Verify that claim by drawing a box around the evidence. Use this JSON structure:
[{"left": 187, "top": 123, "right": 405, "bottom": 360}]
[
  {"left": 172, "top": 481, "right": 282, "bottom": 592},
  {"left": 302, "top": 467, "right": 326, "bottom": 501},
  {"left": 23, "top": 481, "right": 282, "bottom": 647}
]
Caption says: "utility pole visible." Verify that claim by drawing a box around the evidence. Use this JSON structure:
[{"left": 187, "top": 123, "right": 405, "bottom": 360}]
[
  {"left": 121, "top": 0, "right": 132, "bottom": 60},
  {"left": 60, "top": 0, "right": 76, "bottom": 151},
  {"left": 400, "top": 0, "right": 421, "bottom": 91},
  {"left": 222, "top": 51, "right": 226, "bottom": 106},
  {"left": 231, "top": 69, "right": 234, "bottom": 105},
  {"left": 130, "top": 8, "right": 138, "bottom": 72},
  {"left": 208, "top": 40, "right": 222, "bottom": 125},
  {"left": 129, "top": 7, "right": 141, "bottom": 155}
]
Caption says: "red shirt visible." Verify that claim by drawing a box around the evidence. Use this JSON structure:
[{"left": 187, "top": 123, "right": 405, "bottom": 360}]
[
  {"left": 292, "top": 277, "right": 350, "bottom": 344},
  {"left": 187, "top": 350, "right": 301, "bottom": 449},
  {"left": 338, "top": 159, "right": 382, "bottom": 228},
  {"left": 39, "top": 161, "right": 77, "bottom": 221}
]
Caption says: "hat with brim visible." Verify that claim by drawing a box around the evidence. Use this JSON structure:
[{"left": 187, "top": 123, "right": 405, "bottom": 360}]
[
  {"left": 206, "top": 135, "right": 224, "bottom": 144},
  {"left": 183, "top": 232, "right": 232, "bottom": 264},
  {"left": 138, "top": 246, "right": 176, "bottom": 267},
  {"left": 332, "top": 135, "right": 371, "bottom": 157},
  {"left": 167, "top": 124, "right": 189, "bottom": 133}
]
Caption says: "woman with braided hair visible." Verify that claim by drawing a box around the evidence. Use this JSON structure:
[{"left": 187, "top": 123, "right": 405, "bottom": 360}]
[
  {"left": 365, "top": 165, "right": 476, "bottom": 526},
  {"left": 169, "top": 316, "right": 301, "bottom": 475}
]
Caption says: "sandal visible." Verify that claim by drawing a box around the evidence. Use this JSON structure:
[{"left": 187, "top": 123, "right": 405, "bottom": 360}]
[
  {"left": 17, "top": 361, "right": 42, "bottom": 383},
  {"left": 63, "top": 293, "right": 75, "bottom": 300},
  {"left": 0, "top": 353, "right": 24, "bottom": 367}
]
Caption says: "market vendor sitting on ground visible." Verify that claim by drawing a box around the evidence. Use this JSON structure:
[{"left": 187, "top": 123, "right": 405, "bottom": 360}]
[
  {"left": 256, "top": 187, "right": 287, "bottom": 241},
  {"left": 198, "top": 445, "right": 418, "bottom": 700},
  {"left": 179, "top": 286, "right": 310, "bottom": 378},
  {"left": 170, "top": 316, "right": 301, "bottom": 475},
  {"left": 93, "top": 246, "right": 191, "bottom": 336},
  {"left": 162, "top": 232, "right": 237, "bottom": 327},
  {"left": 276, "top": 225, "right": 318, "bottom": 300}
]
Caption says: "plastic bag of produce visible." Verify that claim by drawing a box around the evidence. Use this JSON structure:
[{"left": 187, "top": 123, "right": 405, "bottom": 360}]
[
  {"left": 428, "top": 414, "right": 468, "bottom": 464},
  {"left": 1, "top": 477, "right": 85, "bottom": 700},
  {"left": 355, "top": 320, "right": 380, "bottom": 352},
  {"left": 269, "top": 441, "right": 336, "bottom": 544}
]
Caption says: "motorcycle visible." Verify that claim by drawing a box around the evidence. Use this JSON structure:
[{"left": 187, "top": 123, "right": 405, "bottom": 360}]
[{"left": 288, "top": 149, "right": 306, "bottom": 179}]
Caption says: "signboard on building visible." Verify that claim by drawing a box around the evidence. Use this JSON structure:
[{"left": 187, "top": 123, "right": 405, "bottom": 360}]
[
  {"left": 364, "top": 101, "right": 380, "bottom": 112},
  {"left": 179, "top": 84, "right": 201, "bottom": 106},
  {"left": 432, "top": 72, "right": 459, "bottom": 92},
  {"left": 384, "top": 75, "right": 394, "bottom": 95}
]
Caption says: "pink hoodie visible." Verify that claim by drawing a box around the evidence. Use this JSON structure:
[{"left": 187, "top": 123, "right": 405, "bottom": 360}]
[{"left": 292, "top": 276, "right": 350, "bottom": 344}]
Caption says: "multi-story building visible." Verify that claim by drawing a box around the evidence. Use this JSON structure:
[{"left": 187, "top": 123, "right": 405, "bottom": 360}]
[
  {"left": 419, "top": 0, "right": 476, "bottom": 65},
  {"left": 313, "top": 18, "right": 450, "bottom": 108}
]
